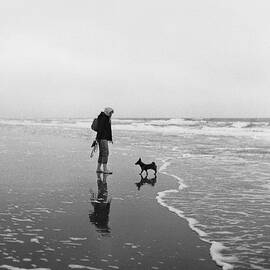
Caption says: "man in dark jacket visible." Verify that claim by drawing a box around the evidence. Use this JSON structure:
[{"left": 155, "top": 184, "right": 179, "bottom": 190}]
[{"left": 96, "top": 107, "right": 114, "bottom": 174}]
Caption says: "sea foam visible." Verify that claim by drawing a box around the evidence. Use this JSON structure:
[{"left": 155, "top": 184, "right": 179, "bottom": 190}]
[
  {"left": 1, "top": 118, "right": 270, "bottom": 141},
  {"left": 0, "top": 265, "right": 51, "bottom": 270},
  {"left": 156, "top": 159, "right": 235, "bottom": 270},
  {"left": 68, "top": 265, "right": 102, "bottom": 270}
]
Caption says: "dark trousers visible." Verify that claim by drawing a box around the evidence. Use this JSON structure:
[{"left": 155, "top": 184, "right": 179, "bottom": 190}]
[{"left": 98, "top": 140, "right": 109, "bottom": 164}]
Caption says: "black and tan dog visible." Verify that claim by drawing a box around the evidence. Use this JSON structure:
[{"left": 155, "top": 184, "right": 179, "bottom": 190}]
[{"left": 135, "top": 158, "right": 157, "bottom": 176}]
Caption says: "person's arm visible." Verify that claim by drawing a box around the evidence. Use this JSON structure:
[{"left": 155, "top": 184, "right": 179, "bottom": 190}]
[
  {"left": 96, "top": 115, "right": 105, "bottom": 140},
  {"left": 107, "top": 120, "right": 113, "bottom": 142}
]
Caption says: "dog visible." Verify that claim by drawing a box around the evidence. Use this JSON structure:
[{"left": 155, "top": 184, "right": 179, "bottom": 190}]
[{"left": 135, "top": 158, "right": 157, "bottom": 176}]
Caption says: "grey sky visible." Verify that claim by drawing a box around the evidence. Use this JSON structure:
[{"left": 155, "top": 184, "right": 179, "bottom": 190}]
[{"left": 1, "top": 0, "right": 270, "bottom": 118}]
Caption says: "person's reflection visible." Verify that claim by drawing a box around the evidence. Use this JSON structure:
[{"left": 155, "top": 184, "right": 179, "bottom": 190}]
[
  {"left": 89, "top": 172, "right": 112, "bottom": 236},
  {"left": 135, "top": 175, "right": 157, "bottom": 190}
]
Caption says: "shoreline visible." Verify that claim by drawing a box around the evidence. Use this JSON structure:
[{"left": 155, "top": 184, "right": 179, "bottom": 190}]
[{"left": 157, "top": 158, "right": 233, "bottom": 270}]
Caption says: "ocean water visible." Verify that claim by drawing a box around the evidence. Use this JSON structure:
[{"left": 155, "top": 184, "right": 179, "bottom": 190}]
[{"left": 0, "top": 118, "right": 269, "bottom": 270}]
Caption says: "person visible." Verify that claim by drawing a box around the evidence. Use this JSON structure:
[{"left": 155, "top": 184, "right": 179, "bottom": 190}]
[{"left": 96, "top": 107, "right": 114, "bottom": 174}]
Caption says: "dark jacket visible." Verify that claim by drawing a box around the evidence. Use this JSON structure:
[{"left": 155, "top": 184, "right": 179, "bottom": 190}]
[{"left": 96, "top": 112, "right": 112, "bottom": 141}]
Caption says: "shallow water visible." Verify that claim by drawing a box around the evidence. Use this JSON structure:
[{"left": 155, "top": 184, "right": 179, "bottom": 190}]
[{"left": 116, "top": 129, "right": 270, "bottom": 270}]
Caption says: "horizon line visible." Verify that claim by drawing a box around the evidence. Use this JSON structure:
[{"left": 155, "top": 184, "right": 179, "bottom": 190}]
[{"left": 1, "top": 116, "right": 270, "bottom": 120}]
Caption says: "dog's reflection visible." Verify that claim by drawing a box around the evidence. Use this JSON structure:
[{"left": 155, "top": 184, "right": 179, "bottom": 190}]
[
  {"left": 89, "top": 172, "right": 112, "bottom": 236},
  {"left": 135, "top": 175, "right": 157, "bottom": 190}
]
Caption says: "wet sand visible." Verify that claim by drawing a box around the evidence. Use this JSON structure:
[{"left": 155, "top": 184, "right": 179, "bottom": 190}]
[{"left": 0, "top": 126, "right": 220, "bottom": 269}]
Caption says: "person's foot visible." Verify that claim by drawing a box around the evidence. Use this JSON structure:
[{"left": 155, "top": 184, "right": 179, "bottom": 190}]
[{"left": 103, "top": 170, "right": 113, "bottom": 174}]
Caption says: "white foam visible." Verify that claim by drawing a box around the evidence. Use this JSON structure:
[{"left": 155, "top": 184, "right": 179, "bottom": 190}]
[
  {"left": 113, "top": 197, "right": 124, "bottom": 200},
  {"left": 231, "top": 121, "right": 250, "bottom": 128},
  {"left": 0, "top": 233, "right": 18, "bottom": 237},
  {"left": 0, "top": 265, "right": 51, "bottom": 270},
  {"left": 210, "top": 242, "right": 237, "bottom": 270},
  {"left": 11, "top": 218, "right": 33, "bottom": 222},
  {"left": 112, "top": 121, "right": 270, "bottom": 142},
  {"left": 44, "top": 247, "right": 55, "bottom": 252},
  {"left": 157, "top": 191, "right": 208, "bottom": 238},
  {"left": 5, "top": 239, "right": 24, "bottom": 244},
  {"left": 22, "top": 259, "right": 31, "bottom": 262},
  {"left": 1, "top": 118, "right": 270, "bottom": 141},
  {"left": 62, "top": 242, "right": 82, "bottom": 246},
  {"left": 68, "top": 265, "right": 102, "bottom": 270},
  {"left": 250, "top": 264, "right": 269, "bottom": 270},
  {"left": 158, "top": 159, "right": 188, "bottom": 190},
  {"left": 33, "top": 208, "right": 51, "bottom": 213},
  {"left": 146, "top": 118, "right": 202, "bottom": 127},
  {"left": 69, "top": 237, "right": 87, "bottom": 241},
  {"left": 124, "top": 243, "right": 132, "bottom": 245},
  {"left": 158, "top": 158, "right": 172, "bottom": 172},
  {"left": 30, "top": 238, "right": 40, "bottom": 244},
  {"left": 156, "top": 159, "right": 237, "bottom": 270},
  {"left": 157, "top": 190, "right": 237, "bottom": 269},
  {"left": 61, "top": 201, "right": 73, "bottom": 204}
]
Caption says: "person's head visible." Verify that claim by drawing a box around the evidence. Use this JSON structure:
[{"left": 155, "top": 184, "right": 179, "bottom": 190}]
[{"left": 104, "top": 107, "right": 114, "bottom": 117}]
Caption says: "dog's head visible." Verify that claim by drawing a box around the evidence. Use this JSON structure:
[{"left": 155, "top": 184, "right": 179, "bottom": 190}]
[{"left": 135, "top": 158, "right": 142, "bottom": 165}]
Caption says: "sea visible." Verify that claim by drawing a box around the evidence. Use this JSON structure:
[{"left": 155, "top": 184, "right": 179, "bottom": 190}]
[{"left": 0, "top": 117, "right": 269, "bottom": 270}]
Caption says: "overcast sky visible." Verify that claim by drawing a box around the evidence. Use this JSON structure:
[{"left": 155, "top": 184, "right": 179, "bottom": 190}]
[{"left": 1, "top": 0, "right": 270, "bottom": 118}]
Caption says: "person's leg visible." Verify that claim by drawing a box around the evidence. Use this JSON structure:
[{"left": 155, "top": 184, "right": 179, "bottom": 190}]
[
  {"left": 96, "top": 163, "right": 102, "bottom": 172},
  {"left": 97, "top": 140, "right": 103, "bottom": 172},
  {"left": 100, "top": 140, "right": 112, "bottom": 174}
]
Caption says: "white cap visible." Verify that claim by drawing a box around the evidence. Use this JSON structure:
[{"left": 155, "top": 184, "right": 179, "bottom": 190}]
[{"left": 104, "top": 107, "right": 114, "bottom": 116}]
